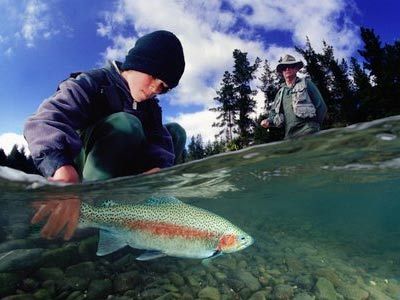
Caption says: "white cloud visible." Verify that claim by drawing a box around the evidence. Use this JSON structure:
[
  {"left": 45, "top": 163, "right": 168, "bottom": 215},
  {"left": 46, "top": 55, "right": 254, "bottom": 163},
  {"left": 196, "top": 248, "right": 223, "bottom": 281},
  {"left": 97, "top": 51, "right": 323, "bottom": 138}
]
[
  {"left": 21, "top": 0, "right": 60, "bottom": 47},
  {"left": 167, "top": 110, "right": 221, "bottom": 143},
  {"left": 98, "top": 0, "right": 360, "bottom": 141},
  {"left": 0, "top": 133, "right": 30, "bottom": 156},
  {"left": 4, "top": 47, "right": 13, "bottom": 57},
  {"left": 0, "top": 0, "right": 67, "bottom": 51}
]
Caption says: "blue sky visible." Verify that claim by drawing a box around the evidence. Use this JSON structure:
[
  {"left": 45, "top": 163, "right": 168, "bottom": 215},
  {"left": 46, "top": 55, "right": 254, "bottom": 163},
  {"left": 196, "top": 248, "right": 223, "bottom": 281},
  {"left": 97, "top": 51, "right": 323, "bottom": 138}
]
[{"left": 0, "top": 0, "right": 399, "bottom": 153}]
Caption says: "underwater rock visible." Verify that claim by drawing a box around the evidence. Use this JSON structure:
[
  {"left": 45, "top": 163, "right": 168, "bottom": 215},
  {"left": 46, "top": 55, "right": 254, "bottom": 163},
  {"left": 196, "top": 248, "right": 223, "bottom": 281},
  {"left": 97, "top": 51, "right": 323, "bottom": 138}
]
[
  {"left": 0, "top": 248, "right": 44, "bottom": 272},
  {"left": 186, "top": 275, "right": 202, "bottom": 287},
  {"left": 293, "top": 292, "right": 315, "bottom": 300},
  {"left": 35, "top": 267, "right": 64, "bottom": 281},
  {"left": 213, "top": 256, "right": 237, "bottom": 270},
  {"left": 235, "top": 270, "right": 261, "bottom": 291},
  {"left": 362, "top": 285, "right": 393, "bottom": 300},
  {"left": 314, "top": 268, "right": 342, "bottom": 286},
  {"left": 336, "top": 283, "right": 369, "bottom": 300},
  {"left": 272, "top": 284, "right": 295, "bottom": 299},
  {"left": 0, "top": 272, "right": 20, "bottom": 297},
  {"left": 1, "top": 294, "right": 34, "bottom": 300},
  {"left": 198, "top": 286, "right": 221, "bottom": 300},
  {"left": 33, "top": 288, "right": 53, "bottom": 300},
  {"left": 295, "top": 274, "right": 314, "bottom": 290},
  {"left": 213, "top": 271, "right": 227, "bottom": 282},
  {"left": 63, "top": 276, "right": 90, "bottom": 292},
  {"left": 112, "top": 253, "right": 137, "bottom": 272},
  {"left": 284, "top": 255, "right": 304, "bottom": 272},
  {"left": 248, "top": 290, "right": 268, "bottom": 300},
  {"left": 154, "top": 292, "right": 181, "bottom": 300},
  {"left": 225, "top": 278, "right": 245, "bottom": 292},
  {"left": 239, "top": 287, "right": 253, "bottom": 299},
  {"left": 65, "top": 290, "right": 85, "bottom": 300},
  {"left": 77, "top": 235, "right": 98, "bottom": 261},
  {"left": 168, "top": 272, "right": 185, "bottom": 287},
  {"left": 113, "top": 271, "right": 142, "bottom": 293},
  {"left": 41, "top": 244, "right": 79, "bottom": 268},
  {"left": 139, "top": 287, "right": 165, "bottom": 299},
  {"left": 0, "top": 239, "right": 32, "bottom": 252},
  {"left": 65, "top": 261, "right": 98, "bottom": 279},
  {"left": 86, "top": 278, "right": 112, "bottom": 300},
  {"left": 20, "top": 277, "right": 39, "bottom": 293},
  {"left": 314, "top": 277, "right": 340, "bottom": 300},
  {"left": 41, "top": 280, "right": 56, "bottom": 296}
]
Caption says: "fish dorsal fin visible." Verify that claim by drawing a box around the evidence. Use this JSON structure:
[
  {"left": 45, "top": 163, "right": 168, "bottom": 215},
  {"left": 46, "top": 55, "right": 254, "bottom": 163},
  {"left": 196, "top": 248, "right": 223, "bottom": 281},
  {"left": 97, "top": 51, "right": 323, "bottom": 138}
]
[
  {"left": 136, "top": 250, "right": 167, "bottom": 261},
  {"left": 100, "top": 200, "right": 118, "bottom": 207},
  {"left": 144, "top": 196, "right": 183, "bottom": 206},
  {"left": 96, "top": 230, "right": 127, "bottom": 256}
]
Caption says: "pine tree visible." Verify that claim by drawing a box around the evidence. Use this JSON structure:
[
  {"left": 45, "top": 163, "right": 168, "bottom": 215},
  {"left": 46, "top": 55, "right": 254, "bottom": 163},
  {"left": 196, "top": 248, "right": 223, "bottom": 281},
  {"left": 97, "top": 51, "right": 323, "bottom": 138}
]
[
  {"left": 187, "top": 135, "right": 205, "bottom": 161},
  {"left": 258, "top": 59, "right": 281, "bottom": 111},
  {"left": 232, "top": 49, "right": 261, "bottom": 145},
  {"left": 0, "top": 149, "right": 7, "bottom": 166},
  {"left": 350, "top": 57, "right": 372, "bottom": 121},
  {"left": 6, "top": 145, "right": 28, "bottom": 172},
  {"left": 211, "top": 71, "right": 236, "bottom": 142}
]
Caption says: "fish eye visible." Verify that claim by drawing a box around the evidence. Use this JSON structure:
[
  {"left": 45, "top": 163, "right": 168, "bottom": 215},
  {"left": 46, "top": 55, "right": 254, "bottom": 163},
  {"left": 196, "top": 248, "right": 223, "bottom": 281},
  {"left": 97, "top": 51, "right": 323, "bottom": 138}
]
[{"left": 240, "top": 237, "right": 246, "bottom": 240}]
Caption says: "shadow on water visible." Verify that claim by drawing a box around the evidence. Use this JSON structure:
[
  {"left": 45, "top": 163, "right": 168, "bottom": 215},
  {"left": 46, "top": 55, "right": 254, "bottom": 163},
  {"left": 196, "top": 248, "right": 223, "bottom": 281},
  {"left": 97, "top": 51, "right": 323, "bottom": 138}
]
[{"left": 1, "top": 115, "right": 400, "bottom": 299}]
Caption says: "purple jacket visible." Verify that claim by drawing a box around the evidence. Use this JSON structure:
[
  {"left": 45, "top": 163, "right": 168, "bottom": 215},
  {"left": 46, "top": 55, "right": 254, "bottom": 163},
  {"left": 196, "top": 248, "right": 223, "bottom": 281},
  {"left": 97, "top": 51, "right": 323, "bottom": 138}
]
[{"left": 24, "top": 61, "right": 175, "bottom": 177}]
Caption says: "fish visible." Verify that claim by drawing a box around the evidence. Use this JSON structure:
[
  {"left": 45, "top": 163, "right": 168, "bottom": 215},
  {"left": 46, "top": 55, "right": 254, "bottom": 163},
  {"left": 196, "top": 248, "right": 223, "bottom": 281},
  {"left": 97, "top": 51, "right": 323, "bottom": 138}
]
[{"left": 79, "top": 196, "right": 254, "bottom": 260}]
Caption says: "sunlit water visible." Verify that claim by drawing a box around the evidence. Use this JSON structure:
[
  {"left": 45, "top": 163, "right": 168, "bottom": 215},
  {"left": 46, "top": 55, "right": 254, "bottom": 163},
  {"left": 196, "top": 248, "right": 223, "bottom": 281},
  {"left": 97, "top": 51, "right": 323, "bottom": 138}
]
[{"left": 1, "top": 116, "right": 400, "bottom": 299}]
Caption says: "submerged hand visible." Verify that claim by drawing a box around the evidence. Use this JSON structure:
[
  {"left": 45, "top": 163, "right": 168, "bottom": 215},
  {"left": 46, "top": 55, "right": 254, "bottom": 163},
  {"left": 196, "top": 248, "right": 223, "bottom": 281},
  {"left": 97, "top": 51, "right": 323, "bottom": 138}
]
[
  {"left": 143, "top": 167, "right": 161, "bottom": 175},
  {"left": 260, "top": 119, "right": 270, "bottom": 128},
  {"left": 31, "top": 197, "right": 81, "bottom": 240}
]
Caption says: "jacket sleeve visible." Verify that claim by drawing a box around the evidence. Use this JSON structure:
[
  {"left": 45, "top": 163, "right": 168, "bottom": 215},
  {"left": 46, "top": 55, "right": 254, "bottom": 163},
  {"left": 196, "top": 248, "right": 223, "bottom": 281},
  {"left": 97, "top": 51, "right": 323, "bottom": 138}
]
[
  {"left": 306, "top": 80, "right": 327, "bottom": 125},
  {"left": 136, "top": 98, "right": 175, "bottom": 168},
  {"left": 266, "top": 90, "right": 282, "bottom": 127},
  {"left": 23, "top": 73, "right": 100, "bottom": 177}
]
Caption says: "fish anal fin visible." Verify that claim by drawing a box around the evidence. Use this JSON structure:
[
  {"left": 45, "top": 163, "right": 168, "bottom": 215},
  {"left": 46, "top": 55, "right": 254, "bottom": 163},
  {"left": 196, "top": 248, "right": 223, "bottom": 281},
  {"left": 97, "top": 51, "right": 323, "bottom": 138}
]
[
  {"left": 96, "top": 230, "right": 127, "bottom": 256},
  {"left": 136, "top": 250, "right": 167, "bottom": 261}
]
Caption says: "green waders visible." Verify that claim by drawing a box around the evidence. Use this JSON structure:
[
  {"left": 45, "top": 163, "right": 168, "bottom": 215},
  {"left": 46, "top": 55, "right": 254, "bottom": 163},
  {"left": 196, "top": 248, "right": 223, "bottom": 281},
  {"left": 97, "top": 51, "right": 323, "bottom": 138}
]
[{"left": 75, "top": 112, "right": 186, "bottom": 181}]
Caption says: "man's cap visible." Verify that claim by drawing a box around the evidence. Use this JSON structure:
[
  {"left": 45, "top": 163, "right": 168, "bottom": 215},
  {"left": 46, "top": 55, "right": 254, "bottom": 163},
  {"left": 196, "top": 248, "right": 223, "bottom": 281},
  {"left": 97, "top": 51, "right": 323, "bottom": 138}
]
[{"left": 276, "top": 54, "right": 304, "bottom": 73}]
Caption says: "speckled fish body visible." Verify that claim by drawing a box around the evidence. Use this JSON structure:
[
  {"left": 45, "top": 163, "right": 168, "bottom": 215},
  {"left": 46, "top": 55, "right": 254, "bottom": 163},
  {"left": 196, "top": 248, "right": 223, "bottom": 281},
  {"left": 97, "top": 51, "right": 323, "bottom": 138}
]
[{"left": 79, "top": 196, "right": 253, "bottom": 260}]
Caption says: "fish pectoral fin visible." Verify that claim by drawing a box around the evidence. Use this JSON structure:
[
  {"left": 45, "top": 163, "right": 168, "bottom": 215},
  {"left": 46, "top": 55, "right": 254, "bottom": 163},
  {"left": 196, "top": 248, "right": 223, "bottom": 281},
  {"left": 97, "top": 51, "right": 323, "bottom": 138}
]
[
  {"left": 136, "top": 250, "right": 167, "bottom": 261},
  {"left": 201, "top": 249, "right": 222, "bottom": 265},
  {"left": 96, "top": 230, "right": 127, "bottom": 256}
]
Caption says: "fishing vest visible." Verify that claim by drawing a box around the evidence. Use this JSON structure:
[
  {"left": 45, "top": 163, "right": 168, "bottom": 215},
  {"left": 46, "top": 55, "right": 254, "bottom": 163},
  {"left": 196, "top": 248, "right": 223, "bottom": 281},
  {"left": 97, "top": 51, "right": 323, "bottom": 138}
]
[{"left": 271, "top": 78, "right": 317, "bottom": 127}]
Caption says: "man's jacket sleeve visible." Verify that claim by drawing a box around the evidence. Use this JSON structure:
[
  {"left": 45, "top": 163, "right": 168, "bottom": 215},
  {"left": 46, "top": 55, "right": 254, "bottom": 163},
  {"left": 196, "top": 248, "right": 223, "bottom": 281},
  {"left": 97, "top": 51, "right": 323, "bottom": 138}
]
[{"left": 23, "top": 74, "right": 99, "bottom": 177}]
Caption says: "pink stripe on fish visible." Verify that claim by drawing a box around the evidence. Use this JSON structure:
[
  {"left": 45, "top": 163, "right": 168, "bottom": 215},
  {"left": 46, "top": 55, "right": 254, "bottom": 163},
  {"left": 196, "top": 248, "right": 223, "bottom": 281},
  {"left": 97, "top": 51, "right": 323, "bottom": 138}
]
[{"left": 124, "top": 220, "right": 219, "bottom": 240}]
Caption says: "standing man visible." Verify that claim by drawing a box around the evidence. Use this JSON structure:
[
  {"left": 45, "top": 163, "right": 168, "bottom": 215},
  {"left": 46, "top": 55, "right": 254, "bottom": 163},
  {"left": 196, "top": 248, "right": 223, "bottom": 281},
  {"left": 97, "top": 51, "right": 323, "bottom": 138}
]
[
  {"left": 261, "top": 54, "right": 327, "bottom": 139},
  {"left": 24, "top": 30, "right": 187, "bottom": 184}
]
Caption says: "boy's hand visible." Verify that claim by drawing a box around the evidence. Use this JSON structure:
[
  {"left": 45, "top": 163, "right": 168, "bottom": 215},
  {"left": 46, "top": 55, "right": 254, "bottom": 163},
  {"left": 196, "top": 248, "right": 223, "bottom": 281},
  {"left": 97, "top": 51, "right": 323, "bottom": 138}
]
[
  {"left": 143, "top": 167, "right": 161, "bottom": 175},
  {"left": 50, "top": 165, "right": 80, "bottom": 183},
  {"left": 260, "top": 119, "right": 270, "bottom": 128},
  {"left": 31, "top": 197, "right": 81, "bottom": 240}
]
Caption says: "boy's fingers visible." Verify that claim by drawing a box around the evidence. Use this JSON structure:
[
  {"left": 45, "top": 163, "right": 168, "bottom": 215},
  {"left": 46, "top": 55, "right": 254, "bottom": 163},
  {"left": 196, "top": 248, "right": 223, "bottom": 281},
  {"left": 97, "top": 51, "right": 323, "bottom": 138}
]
[
  {"left": 40, "top": 204, "right": 67, "bottom": 239},
  {"left": 63, "top": 203, "right": 80, "bottom": 240},
  {"left": 31, "top": 202, "right": 55, "bottom": 224}
]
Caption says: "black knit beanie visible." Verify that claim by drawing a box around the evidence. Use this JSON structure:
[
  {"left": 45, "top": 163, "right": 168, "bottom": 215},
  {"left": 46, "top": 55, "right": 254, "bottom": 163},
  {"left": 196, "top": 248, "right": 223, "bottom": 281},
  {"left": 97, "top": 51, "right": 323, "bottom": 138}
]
[{"left": 121, "top": 30, "right": 185, "bottom": 89}]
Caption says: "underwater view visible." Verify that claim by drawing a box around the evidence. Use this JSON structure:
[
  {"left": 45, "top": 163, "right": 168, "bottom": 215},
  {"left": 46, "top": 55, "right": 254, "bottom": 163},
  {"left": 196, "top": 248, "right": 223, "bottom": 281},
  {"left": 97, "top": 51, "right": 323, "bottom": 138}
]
[{"left": 1, "top": 115, "right": 400, "bottom": 300}]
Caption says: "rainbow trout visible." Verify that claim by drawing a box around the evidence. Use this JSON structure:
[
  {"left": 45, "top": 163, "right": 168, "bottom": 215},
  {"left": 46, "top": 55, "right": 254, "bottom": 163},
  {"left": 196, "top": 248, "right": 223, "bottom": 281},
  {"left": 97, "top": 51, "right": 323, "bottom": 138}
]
[{"left": 79, "top": 196, "right": 253, "bottom": 260}]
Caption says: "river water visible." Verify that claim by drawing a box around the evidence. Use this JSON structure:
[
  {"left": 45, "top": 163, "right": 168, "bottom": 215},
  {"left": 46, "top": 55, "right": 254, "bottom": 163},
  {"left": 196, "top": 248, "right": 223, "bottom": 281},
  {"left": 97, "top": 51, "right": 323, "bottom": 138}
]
[{"left": 1, "top": 116, "right": 400, "bottom": 299}]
